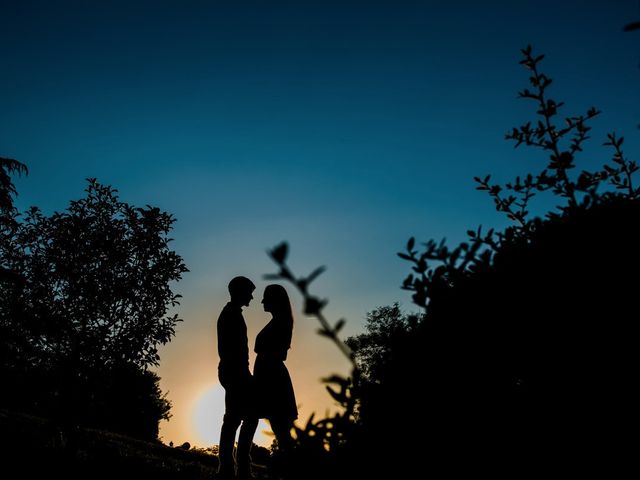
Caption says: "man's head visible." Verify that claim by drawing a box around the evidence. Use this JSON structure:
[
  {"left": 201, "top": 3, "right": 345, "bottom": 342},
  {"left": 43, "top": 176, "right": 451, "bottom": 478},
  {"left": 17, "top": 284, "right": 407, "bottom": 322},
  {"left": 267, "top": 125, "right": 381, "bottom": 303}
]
[{"left": 228, "top": 276, "right": 255, "bottom": 307}]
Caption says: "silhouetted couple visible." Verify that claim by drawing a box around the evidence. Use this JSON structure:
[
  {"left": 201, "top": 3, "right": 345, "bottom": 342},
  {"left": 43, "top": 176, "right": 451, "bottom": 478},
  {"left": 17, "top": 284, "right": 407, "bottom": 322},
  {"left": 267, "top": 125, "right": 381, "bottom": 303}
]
[{"left": 216, "top": 276, "right": 297, "bottom": 480}]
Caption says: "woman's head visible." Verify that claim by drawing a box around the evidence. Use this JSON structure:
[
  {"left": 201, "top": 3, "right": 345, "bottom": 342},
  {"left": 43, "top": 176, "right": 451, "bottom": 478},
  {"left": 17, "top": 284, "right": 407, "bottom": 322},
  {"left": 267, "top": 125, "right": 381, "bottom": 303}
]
[{"left": 262, "top": 284, "right": 293, "bottom": 321}]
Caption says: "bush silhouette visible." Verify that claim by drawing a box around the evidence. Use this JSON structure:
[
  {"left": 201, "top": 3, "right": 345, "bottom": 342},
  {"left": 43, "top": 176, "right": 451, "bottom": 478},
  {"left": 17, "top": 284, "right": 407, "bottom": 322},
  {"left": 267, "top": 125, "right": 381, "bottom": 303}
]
[
  {"left": 362, "top": 195, "right": 638, "bottom": 476},
  {"left": 378, "top": 47, "right": 638, "bottom": 476},
  {"left": 267, "top": 46, "right": 639, "bottom": 478}
]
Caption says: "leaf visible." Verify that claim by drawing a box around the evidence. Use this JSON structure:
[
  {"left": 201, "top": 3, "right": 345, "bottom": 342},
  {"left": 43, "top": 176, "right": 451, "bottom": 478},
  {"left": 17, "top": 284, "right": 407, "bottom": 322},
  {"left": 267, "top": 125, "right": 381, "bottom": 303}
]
[
  {"left": 407, "top": 237, "right": 415, "bottom": 252},
  {"left": 326, "top": 385, "right": 346, "bottom": 404},
  {"left": 334, "top": 318, "right": 346, "bottom": 333},
  {"left": 317, "top": 328, "right": 333, "bottom": 338},
  {"left": 623, "top": 21, "right": 640, "bottom": 31},
  {"left": 269, "top": 242, "right": 288, "bottom": 264},
  {"left": 305, "top": 413, "right": 316, "bottom": 429},
  {"left": 305, "top": 296, "right": 327, "bottom": 315}
]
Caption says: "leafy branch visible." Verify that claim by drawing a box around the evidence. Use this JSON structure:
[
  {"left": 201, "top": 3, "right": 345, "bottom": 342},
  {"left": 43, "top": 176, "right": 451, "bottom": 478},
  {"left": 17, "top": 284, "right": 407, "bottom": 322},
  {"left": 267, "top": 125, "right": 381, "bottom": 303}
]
[
  {"left": 265, "top": 241, "right": 359, "bottom": 415},
  {"left": 476, "top": 45, "right": 603, "bottom": 227},
  {"left": 265, "top": 242, "right": 359, "bottom": 459},
  {"left": 400, "top": 45, "right": 638, "bottom": 314},
  {"left": 265, "top": 242, "right": 355, "bottom": 368},
  {"left": 600, "top": 133, "right": 639, "bottom": 198},
  {"left": 0, "top": 156, "right": 28, "bottom": 213},
  {"left": 398, "top": 234, "right": 493, "bottom": 309}
]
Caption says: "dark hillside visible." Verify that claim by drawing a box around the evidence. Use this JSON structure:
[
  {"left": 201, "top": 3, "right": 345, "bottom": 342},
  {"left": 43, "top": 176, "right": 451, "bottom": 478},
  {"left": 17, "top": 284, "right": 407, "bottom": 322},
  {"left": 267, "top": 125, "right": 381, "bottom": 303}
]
[{"left": 0, "top": 409, "right": 219, "bottom": 480}]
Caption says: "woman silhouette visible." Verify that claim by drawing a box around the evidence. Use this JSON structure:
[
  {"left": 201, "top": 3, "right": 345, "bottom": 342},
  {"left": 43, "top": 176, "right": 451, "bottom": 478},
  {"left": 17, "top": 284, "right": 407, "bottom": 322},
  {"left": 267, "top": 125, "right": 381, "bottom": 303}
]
[{"left": 254, "top": 284, "right": 298, "bottom": 449}]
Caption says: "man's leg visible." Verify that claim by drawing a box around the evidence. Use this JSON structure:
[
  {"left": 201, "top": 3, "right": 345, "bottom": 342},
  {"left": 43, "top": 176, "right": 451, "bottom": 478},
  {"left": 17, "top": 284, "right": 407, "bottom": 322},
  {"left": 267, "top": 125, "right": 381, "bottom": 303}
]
[
  {"left": 218, "top": 412, "right": 241, "bottom": 478},
  {"left": 236, "top": 417, "right": 259, "bottom": 479}
]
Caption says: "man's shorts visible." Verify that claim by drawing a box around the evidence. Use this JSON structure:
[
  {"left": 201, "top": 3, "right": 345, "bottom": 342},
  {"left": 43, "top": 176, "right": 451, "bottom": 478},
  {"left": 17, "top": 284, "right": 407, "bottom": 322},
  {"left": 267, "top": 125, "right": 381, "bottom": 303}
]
[{"left": 219, "top": 367, "right": 255, "bottom": 419}]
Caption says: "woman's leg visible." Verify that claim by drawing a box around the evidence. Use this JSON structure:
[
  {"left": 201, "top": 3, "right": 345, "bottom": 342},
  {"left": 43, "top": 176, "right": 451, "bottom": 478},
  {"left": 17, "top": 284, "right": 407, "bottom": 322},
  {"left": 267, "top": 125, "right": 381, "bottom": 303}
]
[{"left": 270, "top": 418, "right": 294, "bottom": 452}]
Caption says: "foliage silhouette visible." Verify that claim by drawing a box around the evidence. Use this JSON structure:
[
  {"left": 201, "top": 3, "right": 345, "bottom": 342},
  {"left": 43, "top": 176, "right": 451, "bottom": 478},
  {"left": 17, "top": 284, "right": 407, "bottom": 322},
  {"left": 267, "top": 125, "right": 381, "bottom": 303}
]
[
  {"left": 0, "top": 156, "right": 28, "bottom": 284},
  {"left": 386, "top": 46, "right": 640, "bottom": 476},
  {"left": 344, "top": 303, "right": 420, "bottom": 407},
  {"left": 0, "top": 155, "right": 28, "bottom": 213},
  {"left": 0, "top": 177, "right": 187, "bottom": 440},
  {"left": 400, "top": 45, "right": 638, "bottom": 313},
  {"left": 266, "top": 46, "right": 640, "bottom": 478},
  {"left": 624, "top": 20, "right": 640, "bottom": 31}
]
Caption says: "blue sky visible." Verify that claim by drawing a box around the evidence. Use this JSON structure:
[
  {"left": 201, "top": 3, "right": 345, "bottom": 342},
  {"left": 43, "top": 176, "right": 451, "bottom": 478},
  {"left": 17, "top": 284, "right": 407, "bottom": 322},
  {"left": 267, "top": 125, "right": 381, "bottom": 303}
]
[{"left": 2, "top": 0, "right": 639, "bottom": 446}]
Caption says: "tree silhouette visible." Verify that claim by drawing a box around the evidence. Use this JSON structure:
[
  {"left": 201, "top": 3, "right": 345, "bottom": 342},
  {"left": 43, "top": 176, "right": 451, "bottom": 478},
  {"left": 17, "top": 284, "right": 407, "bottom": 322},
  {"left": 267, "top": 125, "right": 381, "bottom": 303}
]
[
  {"left": 345, "top": 303, "right": 420, "bottom": 387},
  {"left": 0, "top": 156, "right": 28, "bottom": 282},
  {"left": 81, "top": 362, "right": 172, "bottom": 440},
  {"left": 0, "top": 156, "right": 30, "bottom": 408},
  {"left": 0, "top": 156, "right": 28, "bottom": 213},
  {"left": 0, "top": 178, "right": 187, "bottom": 439}
]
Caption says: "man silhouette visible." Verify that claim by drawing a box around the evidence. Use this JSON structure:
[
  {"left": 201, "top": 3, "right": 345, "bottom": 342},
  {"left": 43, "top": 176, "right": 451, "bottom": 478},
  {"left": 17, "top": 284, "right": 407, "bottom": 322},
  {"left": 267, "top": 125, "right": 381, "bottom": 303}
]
[{"left": 216, "top": 276, "right": 258, "bottom": 480}]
